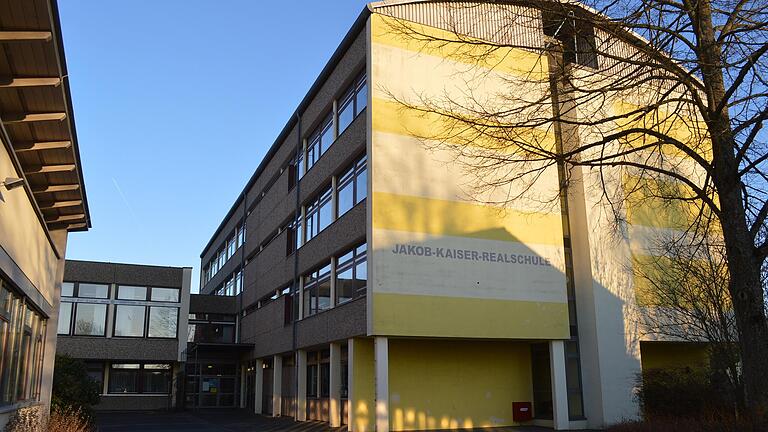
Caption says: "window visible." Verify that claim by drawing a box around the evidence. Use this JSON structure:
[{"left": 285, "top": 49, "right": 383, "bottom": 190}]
[
  {"left": 336, "top": 155, "right": 367, "bottom": 217},
  {"left": 337, "top": 74, "right": 367, "bottom": 134},
  {"left": 151, "top": 287, "right": 179, "bottom": 302},
  {"left": 114, "top": 305, "right": 145, "bottom": 337},
  {"left": 61, "top": 282, "right": 74, "bottom": 297},
  {"left": 237, "top": 225, "right": 245, "bottom": 248},
  {"left": 543, "top": 12, "right": 598, "bottom": 69},
  {"left": 0, "top": 284, "right": 47, "bottom": 405},
  {"left": 73, "top": 303, "right": 107, "bottom": 336},
  {"left": 336, "top": 243, "right": 368, "bottom": 304},
  {"left": 303, "top": 263, "right": 331, "bottom": 318},
  {"left": 143, "top": 364, "right": 171, "bottom": 393},
  {"left": 306, "top": 114, "right": 334, "bottom": 174},
  {"left": 218, "top": 249, "right": 226, "bottom": 270},
  {"left": 306, "top": 362, "right": 318, "bottom": 398},
  {"left": 57, "top": 302, "right": 72, "bottom": 335},
  {"left": 77, "top": 283, "right": 109, "bottom": 299},
  {"left": 109, "top": 363, "right": 140, "bottom": 393},
  {"left": 117, "top": 285, "right": 147, "bottom": 301},
  {"left": 227, "top": 238, "right": 236, "bottom": 259},
  {"left": 305, "top": 185, "right": 332, "bottom": 243},
  {"left": 85, "top": 362, "right": 104, "bottom": 390},
  {"left": 148, "top": 307, "right": 178, "bottom": 338},
  {"left": 286, "top": 213, "right": 302, "bottom": 255}
]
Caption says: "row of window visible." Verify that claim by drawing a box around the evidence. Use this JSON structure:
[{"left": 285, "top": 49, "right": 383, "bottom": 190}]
[
  {"left": 85, "top": 361, "right": 171, "bottom": 395},
  {"left": 212, "top": 269, "right": 243, "bottom": 297},
  {"left": 0, "top": 283, "right": 46, "bottom": 406},
  {"left": 203, "top": 224, "right": 246, "bottom": 284},
  {"left": 288, "top": 154, "right": 367, "bottom": 254},
  {"left": 63, "top": 282, "right": 180, "bottom": 302},
  {"left": 58, "top": 282, "right": 180, "bottom": 339},
  {"left": 58, "top": 302, "right": 179, "bottom": 339},
  {"left": 294, "top": 73, "right": 367, "bottom": 182},
  {"left": 303, "top": 243, "right": 367, "bottom": 318}
]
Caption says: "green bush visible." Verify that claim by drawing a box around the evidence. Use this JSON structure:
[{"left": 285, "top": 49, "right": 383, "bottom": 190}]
[{"left": 51, "top": 355, "right": 100, "bottom": 421}]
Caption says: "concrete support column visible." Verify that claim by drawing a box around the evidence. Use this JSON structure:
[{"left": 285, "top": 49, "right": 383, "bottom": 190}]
[
  {"left": 240, "top": 365, "right": 247, "bottom": 408},
  {"left": 297, "top": 350, "right": 307, "bottom": 421},
  {"left": 347, "top": 338, "right": 356, "bottom": 429},
  {"left": 254, "top": 359, "right": 264, "bottom": 414},
  {"left": 330, "top": 342, "right": 342, "bottom": 427},
  {"left": 273, "top": 355, "right": 283, "bottom": 417},
  {"left": 549, "top": 340, "right": 570, "bottom": 430},
  {"left": 374, "top": 337, "right": 389, "bottom": 432}
]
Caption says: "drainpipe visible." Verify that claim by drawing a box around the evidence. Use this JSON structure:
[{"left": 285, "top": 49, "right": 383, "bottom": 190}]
[{"left": 292, "top": 110, "right": 302, "bottom": 416}]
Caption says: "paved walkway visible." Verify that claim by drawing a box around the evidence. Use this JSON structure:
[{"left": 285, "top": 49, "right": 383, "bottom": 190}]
[{"left": 95, "top": 409, "right": 568, "bottom": 432}]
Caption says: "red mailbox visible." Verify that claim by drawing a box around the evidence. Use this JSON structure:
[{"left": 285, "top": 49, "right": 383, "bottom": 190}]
[{"left": 513, "top": 401, "right": 533, "bottom": 422}]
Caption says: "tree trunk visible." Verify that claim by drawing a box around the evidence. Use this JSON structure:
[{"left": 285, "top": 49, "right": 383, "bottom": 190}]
[{"left": 690, "top": 0, "right": 768, "bottom": 413}]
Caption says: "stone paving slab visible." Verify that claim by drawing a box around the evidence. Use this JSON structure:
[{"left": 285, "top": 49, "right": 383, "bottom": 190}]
[{"left": 95, "top": 409, "right": 586, "bottom": 432}]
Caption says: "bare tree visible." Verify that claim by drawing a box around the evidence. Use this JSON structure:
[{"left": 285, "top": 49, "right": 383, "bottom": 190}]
[
  {"left": 377, "top": 0, "right": 768, "bottom": 413},
  {"left": 632, "top": 228, "right": 742, "bottom": 407}
]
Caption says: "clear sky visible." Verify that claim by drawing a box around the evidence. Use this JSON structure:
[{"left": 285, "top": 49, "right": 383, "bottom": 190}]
[{"left": 58, "top": 1, "right": 367, "bottom": 292}]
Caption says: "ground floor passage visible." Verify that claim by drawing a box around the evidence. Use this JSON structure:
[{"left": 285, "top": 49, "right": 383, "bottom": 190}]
[
  {"left": 178, "top": 339, "right": 704, "bottom": 431},
  {"left": 230, "top": 338, "right": 584, "bottom": 432}
]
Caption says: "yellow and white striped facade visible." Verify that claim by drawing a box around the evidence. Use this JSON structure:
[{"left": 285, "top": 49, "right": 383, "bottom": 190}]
[{"left": 314, "top": 2, "right": 711, "bottom": 431}]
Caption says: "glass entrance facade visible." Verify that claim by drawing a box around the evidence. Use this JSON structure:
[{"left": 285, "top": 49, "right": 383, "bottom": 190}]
[{"left": 185, "top": 362, "right": 238, "bottom": 408}]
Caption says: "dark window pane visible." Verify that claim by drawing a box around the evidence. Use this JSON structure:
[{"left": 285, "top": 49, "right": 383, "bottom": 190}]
[
  {"left": 338, "top": 94, "right": 354, "bottom": 133},
  {"left": 318, "top": 278, "right": 331, "bottom": 312},
  {"left": 117, "top": 285, "right": 146, "bottom": 301},
  {"left": 109, "top": 364, "right": 140, "bottom": 394},
  {"left": 320, "top": 122, "right": 334, "bottom": 156},
  {"left": 148, "top": 307, "right": 178, "bottom": 338},
  {"left": 114, "top": 305, "right": 145, "bottom": 337},
  {"left": 320, "top": 363, "right": 330, "bottom": 397},
  {"left": 338, "top": 182, "right": 354, "bottom": 217},
  {"left": 57, "top": 303, "right": 72, "bottom": 335},
  {"left": 143, "top": 364, "right": 171, "bottom": 394},
  {"left": 152, "top": 288, "right": 179, "bottom": 302},
  {"left": 85, "top": 362, "right": 104, "bottom": 389},
  {"left": 78, "top": 283, "right": 109, "bottom": 299},
  {"left": 355, "top": 82, "right": 367, "bottom": 114},
  {"left": 307, "top": 365, "right": 318, "bottom": 397},
  {"left": 337, "top": 267, "right": 354, "bottom": 304},
  {"left": 356, "top": 166, "right": 367, "bottom": 203},
  {"left": 319, "top": 199, "right": 333, "bottom": 232},
  {"left": 74, "top": 303, "right": 106, "bottom": 336}
]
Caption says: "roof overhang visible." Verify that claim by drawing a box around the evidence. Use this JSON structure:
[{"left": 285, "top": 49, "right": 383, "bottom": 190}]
[{"left": 0, "top": 0, "right": 90, "bottom": 235}]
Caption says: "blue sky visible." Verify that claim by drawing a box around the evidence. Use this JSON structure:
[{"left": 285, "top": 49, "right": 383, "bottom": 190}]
[{"left": 59, "top": 1, "right": 367, "bottom": 292}]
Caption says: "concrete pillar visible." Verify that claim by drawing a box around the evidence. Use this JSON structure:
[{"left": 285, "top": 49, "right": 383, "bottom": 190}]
[
  {"left": 240, "top": 365, "right": 247, "bottom": 408},
  {"left": 549, "top": 340, "right": 570, "bottom": 430},
  {"left": 254, "top": 359, "right": 264, "bottom": 414},
  {"left": 330, "top": 343, "right": 342, "bottom": 427},
  {"left": 347, "top": 339, "right": 355, "bottom": 429},
  {"left": 374, "top": 337, "right": 389, "bottom": 432},
  {"left": 273, "top": 355, "right": 283, "bottom": 417},
  {"left": 297, "top": 350, "right": 307, "bottom": 421}
]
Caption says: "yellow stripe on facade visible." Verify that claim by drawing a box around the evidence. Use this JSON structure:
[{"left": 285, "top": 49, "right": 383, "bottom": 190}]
[
  {"left": 371, "top": 97, "right": 556, "bottom": 153},
  {"left": 372, "top": 292, "right": 570, "bottom": 339},
  {"left": 371, "top": 13, "right": 548, "bottom": 79},
  {"left": 372, "top": 192, "right": 564, "bottom": 246}
]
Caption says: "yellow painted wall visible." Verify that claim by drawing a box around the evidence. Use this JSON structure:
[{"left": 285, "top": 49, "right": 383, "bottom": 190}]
[
  {"left": 369, "top": 11, "right": 569, "bottom": 340},
  {"left": 0, "top": 142, "right": 60, "bottom": 305},
  {"left": 350, "top": 337, "right": 375, "bottom": 432},
  {"left": 640, "top": 341, "right": 709, "bottom": 371},
  {"left": 388, "top": 339, "right": 533, "bottom": 431}
]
